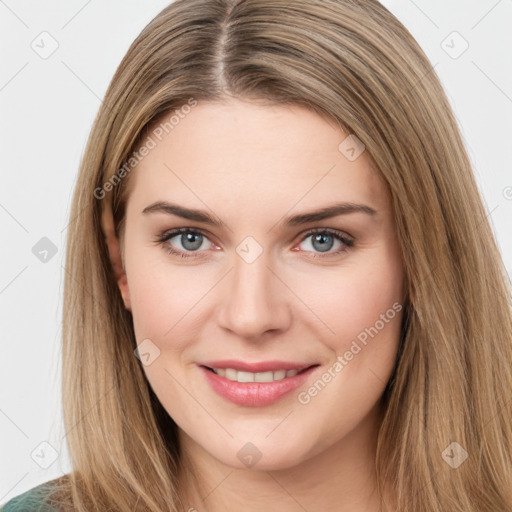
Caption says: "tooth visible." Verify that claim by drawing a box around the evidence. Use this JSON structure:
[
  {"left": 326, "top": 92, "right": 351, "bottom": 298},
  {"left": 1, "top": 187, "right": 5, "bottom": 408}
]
[
  {"left": 225, "top": 368, "right": 238, "bottom": 381},
  {"left": 237, "top": 371, "right": 255, "bottom": 382},
  {"left": 273, "top": 370, "right": 286, "bottom": 380},
  {"left": 254, "top": 371, "right": 274, "bottom": 383},
  {"left": 216, "top": 368, "right": 302, "bottom": 382}
]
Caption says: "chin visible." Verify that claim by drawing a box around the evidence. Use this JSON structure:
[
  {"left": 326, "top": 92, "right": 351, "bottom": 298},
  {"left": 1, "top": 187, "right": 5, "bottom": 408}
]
[{"left": 207, "top": 435, "right": 313, "bottom": 471}]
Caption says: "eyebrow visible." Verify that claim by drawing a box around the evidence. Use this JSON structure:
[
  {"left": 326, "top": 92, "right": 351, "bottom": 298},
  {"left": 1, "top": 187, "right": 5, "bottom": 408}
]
[{"left": 142, "top": 201, "right": 377, "bottom": 228}]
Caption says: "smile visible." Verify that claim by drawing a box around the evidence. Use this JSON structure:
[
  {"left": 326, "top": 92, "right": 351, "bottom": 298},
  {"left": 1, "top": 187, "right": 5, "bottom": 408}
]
[{"left": 198, "top": 362, "right": 320, "bottom": 407}]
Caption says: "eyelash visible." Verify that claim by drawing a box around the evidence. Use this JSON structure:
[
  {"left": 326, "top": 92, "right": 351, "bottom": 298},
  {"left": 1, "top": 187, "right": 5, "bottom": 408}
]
[{"left": 154, "top": 227, "right": 354, "bottom": 260}]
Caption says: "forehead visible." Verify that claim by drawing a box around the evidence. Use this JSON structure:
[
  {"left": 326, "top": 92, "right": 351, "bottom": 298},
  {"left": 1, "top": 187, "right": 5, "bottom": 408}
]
[{"left": 125, "top": 99, "right": 390, "bottom": 216}]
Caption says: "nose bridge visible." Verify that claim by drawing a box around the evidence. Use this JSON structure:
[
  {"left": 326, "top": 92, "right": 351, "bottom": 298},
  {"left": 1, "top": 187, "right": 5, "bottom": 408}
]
[
  {"left": 218, "top": 241, "right": 290, "bottom": 338},
  {"left": 233, "top": 248, "right": 271, "bottom": 301}
]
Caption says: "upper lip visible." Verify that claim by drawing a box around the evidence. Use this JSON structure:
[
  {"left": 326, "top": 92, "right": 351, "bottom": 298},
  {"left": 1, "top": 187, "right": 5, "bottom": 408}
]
[{"left": 200, "top": 360, "right": 317, "bottom": 373}]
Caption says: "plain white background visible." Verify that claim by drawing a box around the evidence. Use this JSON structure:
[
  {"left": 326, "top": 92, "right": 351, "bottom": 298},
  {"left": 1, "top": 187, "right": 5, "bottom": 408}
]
[{"left": 0, "top": 0, "right": 511, "bottom": 504}]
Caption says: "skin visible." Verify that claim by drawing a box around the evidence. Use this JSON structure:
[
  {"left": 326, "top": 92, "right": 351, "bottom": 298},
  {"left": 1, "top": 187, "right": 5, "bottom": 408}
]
[{"left": 111, "top": 98, "right": 404, "bottom": 511}]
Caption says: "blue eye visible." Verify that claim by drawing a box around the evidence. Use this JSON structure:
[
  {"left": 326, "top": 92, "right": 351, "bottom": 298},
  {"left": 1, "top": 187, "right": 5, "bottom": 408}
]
[
  {"left": 155, "top": 227, "right": 354, "bottom": 259},
  {"left": 298, "top": 229, "right": 354, "bottom": 257},
  {"left": 156, "top": 228, "right": 212, "bottom": 259}
]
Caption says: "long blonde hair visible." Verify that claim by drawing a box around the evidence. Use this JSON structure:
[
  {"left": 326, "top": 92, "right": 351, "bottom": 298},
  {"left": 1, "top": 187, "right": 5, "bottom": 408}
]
[{"left": 51, "top": 0, "right": 512, "bottom": 510}]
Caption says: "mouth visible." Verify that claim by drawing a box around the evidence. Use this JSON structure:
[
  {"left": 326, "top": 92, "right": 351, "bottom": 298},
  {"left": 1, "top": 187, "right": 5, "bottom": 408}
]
[{"left": 198, "top": 360, "right": 321, "bottom": 407}]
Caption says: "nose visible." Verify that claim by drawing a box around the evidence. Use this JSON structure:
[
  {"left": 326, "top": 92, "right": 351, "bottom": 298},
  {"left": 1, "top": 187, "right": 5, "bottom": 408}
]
[{"left": 217, "top": 249, "right": 292, "bottom": 340}]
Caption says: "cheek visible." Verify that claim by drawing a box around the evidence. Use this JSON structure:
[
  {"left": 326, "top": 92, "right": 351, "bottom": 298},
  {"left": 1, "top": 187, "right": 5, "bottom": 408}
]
[
  {"left": 126, "top": 248, "right": 216, "bottom": 350},
  {"left": 128, "top": 270, "right": 191, "bottom": 341},
  {"left": 298, "top": 250, "right": 404, "bottom": 367}
]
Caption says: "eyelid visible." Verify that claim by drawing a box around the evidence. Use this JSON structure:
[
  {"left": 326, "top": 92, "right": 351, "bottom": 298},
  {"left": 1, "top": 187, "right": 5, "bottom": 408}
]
[{"left": 298, "top": 227, "right": 354, "bottom": 244}]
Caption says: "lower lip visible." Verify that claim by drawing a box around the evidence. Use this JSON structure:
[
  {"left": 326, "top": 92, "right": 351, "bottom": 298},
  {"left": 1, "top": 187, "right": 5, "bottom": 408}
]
[{"left": 199, "top": 365, "right": 318, "bottom": 407}]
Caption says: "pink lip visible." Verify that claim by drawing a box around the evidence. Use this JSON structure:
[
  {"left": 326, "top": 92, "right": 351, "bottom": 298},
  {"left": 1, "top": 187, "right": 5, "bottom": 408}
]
[
  {"left": 200, "top": 359, "right": 314, "bottom": 373},
  {"left": 199, "top": 363, "right": 319, "bottom": 407}
]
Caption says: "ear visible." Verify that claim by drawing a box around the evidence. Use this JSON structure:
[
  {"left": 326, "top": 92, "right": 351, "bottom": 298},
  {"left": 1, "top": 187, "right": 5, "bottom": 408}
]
[
  {"left": 116, "top": 268, "right": 131, "bottom": 311},
  {"left": 101, "top": 203, "right": 131, "bottom": 311}
]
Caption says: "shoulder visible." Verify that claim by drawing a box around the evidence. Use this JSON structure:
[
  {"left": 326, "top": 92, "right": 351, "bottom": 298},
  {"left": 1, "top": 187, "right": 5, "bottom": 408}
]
[{"left": 0, "top": 478, "right": 61, "bottom": 512}]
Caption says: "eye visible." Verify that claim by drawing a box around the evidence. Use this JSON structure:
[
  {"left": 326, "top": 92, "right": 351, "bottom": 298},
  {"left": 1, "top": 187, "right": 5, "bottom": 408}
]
[
  {"left": 155, "top": 228, "right": 215, "bottom": 259},
  {"left": 296, "top": 228, "right": 354, "bottom": 257}
]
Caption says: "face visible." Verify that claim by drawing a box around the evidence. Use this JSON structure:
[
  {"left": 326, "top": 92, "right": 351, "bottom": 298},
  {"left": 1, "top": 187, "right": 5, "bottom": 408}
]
[{"left": 115, "top": 98, "right": 405, "bottom": 471}]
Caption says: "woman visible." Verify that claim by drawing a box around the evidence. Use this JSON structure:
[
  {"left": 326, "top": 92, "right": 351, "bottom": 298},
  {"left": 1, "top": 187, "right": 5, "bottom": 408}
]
[{"left": 2, "top": 0, "right": 511, "bottom": 510}]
